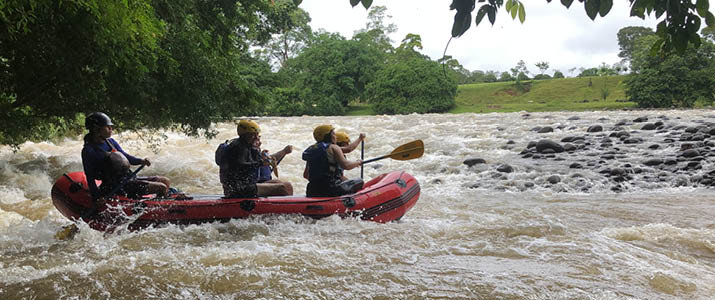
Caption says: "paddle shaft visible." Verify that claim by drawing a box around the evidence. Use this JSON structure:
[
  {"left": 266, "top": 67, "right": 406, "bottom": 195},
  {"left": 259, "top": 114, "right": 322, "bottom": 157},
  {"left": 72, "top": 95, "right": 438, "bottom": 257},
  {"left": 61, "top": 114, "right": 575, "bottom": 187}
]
[{"left": 360, "top": 140, "right": 364, "bottom": 179}]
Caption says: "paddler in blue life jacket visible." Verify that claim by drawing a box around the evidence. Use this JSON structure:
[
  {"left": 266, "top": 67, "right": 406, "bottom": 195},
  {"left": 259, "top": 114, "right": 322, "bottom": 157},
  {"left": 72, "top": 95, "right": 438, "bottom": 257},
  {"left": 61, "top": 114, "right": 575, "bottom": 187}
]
[
  {"left": 255, "top": 135, "right": 293, "bottom": 184},
  {"left": 302, "top": 125, "right": 364, "bottom": 197},
  {"left": 218, "top": 120, "right": 292, "bottom": 197},
  {"left": 81, "top": 112, "right": 171, "bottom": 201}
]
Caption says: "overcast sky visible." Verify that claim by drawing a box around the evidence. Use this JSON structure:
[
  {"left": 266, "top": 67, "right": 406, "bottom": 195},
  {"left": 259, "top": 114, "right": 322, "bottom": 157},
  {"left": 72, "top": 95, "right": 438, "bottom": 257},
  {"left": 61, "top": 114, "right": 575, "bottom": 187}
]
[{"left": 298, "top": 1, "right": 713, "bottom": 75}]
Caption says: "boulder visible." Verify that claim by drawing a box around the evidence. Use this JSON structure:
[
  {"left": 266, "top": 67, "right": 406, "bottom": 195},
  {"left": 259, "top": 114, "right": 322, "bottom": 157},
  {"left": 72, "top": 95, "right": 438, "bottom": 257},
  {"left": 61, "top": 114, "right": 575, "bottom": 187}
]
[
  {"left": 463, "top": 158, "right": 487, "bottom": 167},
  {"left": 535, "top": 139, "right": 565, "bottom": 153}
]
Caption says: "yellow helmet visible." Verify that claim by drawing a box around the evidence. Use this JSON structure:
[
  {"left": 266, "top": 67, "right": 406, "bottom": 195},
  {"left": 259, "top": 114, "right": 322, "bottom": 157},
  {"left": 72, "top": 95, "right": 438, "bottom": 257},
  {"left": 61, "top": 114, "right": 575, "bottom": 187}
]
[
  {"left": 335, "top": 131, "right": 350, "bottom": 145},
  {"left": 237, "top": 120, "right": 260, "bottom": 136},
  {"left": 313, "top": 124, "right": 335, "bottom": 142}
]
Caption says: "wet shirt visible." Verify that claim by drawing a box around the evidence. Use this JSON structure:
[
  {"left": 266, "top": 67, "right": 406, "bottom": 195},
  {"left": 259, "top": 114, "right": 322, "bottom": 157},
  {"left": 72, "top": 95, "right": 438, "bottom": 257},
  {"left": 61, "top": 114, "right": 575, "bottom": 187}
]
[
  {"left": 219, "top": 139, "right": 261, "bottom": 197},
  {"left": 81, "top": 138, "right": 142, "bottom": 200}
]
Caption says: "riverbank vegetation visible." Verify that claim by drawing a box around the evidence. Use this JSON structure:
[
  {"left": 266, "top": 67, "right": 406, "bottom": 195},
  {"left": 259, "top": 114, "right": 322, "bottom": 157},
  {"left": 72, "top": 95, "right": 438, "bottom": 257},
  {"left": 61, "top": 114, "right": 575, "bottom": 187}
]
[{"left": 1, "top": 1, "right": 714, "bottom": 147}]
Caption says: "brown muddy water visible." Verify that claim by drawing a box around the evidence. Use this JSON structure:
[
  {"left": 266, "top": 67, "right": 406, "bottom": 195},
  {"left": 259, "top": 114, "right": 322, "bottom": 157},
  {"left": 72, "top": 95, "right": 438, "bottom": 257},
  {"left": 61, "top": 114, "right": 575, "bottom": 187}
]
[{"left": 1, "top": 110, "right": 714, "bottom": 299}]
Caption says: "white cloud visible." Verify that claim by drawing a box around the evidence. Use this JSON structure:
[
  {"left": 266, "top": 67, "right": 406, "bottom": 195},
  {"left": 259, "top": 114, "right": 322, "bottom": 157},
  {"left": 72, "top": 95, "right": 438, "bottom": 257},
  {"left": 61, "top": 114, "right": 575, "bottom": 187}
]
[{"left": 297, "top": 0, "right": 712, "bottom": 74}]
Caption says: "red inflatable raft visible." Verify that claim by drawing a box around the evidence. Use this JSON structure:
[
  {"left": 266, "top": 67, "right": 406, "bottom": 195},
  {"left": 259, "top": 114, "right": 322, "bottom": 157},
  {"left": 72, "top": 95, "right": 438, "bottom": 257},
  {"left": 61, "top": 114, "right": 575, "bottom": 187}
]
[{"left": 51, "top": 171, "right": 420, "bottom": 232}]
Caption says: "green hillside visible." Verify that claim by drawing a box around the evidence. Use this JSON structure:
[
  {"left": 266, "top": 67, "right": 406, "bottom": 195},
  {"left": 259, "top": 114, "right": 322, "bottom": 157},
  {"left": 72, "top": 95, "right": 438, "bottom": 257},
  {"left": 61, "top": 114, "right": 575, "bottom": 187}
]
[{"left": 450, "top": 75, "right": 635, "bottom": 113}]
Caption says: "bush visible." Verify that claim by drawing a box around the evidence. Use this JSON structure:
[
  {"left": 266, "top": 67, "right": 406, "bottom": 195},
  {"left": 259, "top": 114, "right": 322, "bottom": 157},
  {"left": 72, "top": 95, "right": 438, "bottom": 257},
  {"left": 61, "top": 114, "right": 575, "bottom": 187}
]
[
  {"left": 533, "top": 74, "right": 552, "bottom": 80},
  {"left": 553, "top": 71, "right": 565, "bottom": 78},
  {"left": 366, "top": 57, "right": 457, "bottom": 114}
]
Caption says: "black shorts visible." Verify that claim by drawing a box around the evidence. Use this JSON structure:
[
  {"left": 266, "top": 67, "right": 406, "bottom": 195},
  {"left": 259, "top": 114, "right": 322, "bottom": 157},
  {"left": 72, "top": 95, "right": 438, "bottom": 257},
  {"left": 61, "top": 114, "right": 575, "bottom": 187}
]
[{"left": 124, "top": 176, "right": 164, "bottom": 198}]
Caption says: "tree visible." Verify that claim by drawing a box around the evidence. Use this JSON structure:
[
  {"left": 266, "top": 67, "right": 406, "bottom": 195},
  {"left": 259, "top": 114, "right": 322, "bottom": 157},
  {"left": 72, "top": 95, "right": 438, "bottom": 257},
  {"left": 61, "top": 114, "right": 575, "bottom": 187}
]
[
  {"left": 366, "top": 57, "right": 457, "bottom": 114},
  {"left": 578, "top": 68, "right": 599, "bottom": 77},
  {"left": 341, "top": 0, "right": 715, "bottom": 55},
  {"left": 617, "top": 26, "right": 655, "bottom": 64},
  {"left": 281, "top": 33, "right": 383, "bottom": 115},
  {"left": 553, "top": 70, "right": 565, "bottom": 78},
  {"left": 483, "top": 71, "right": 499, "bottom": 82},
  {"left": 535, "top": 61, "right": 550, "bottom": 75},
  {"left": 499, "top": 71, "right": 514, "bottom": 81},
  {"left": 353, "top": 5, "right": 397, "bottom": 53},
  {"left": 1, "top": 0, "right": 285, "bottom": 146},
  {"left": 253, "top": 1, "right": 313, "bottom": 69},
  {"left": 702, "top": 26, "right": 715, "bottom": 42},
  {"left": 438, "top": 55, "right": 472, "bottom": 84},
  {"left": 625, "top": 36, "right": 715, "bottom": 108}
]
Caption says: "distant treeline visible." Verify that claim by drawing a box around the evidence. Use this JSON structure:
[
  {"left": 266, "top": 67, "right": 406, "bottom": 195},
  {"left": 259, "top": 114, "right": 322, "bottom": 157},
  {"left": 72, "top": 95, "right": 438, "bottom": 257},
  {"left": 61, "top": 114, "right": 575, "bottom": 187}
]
[{"left": 1, "top": 1, "right": 713, "bottom": 147}]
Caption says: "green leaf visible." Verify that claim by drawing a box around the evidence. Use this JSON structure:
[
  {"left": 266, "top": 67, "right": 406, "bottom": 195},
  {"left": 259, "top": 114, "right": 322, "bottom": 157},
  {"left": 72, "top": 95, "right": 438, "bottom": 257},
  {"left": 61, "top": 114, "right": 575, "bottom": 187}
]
[
  {"left": 585, "top": 0, "right": 600, "bottom": 20},
  {"left": 475, "top": 6, "right": 488, "bottom": 26},
  {"left": 518, "top": 3, "right": 525, "bottom": 23},
  {"left": 293, "top": 0, "right": 303, "bottom": 5},
  {"left": 452, "top": 11, "right": 472, "bottom": 37},
  {"left": 655, "top": 20, "right": 667, "bottom": 36},
  {"left": 487, "top": 6, "right": 496, "bottom": 25},
  {"left": 560, "top": 0, "right": 574, "bottom": 8},
  {"left": 696, "top": 0, "right": 709, "bottom": 16},
  {"left": 350, "top": 0, "right": 360, "bottom": 7},
  {"left": 707, "top": 12, "right": 715, "bottom": 27},
  {"left": 506, "top": 0, "right": 514, "bottom": 11},
  {"left": 511, "top": 4, "right": 518, "bottom": 19},
  {"left": 689, "top": 32, "right": 702, "bottom": 47},
  {"left": 648, "top": 38, "right": 664, "bottom": 57},
  {"left": 599, "top": 0, "right": 612, "bottom": 17},
  {"left": 361, "top": 0, "right": 373, "bottom": 9}
]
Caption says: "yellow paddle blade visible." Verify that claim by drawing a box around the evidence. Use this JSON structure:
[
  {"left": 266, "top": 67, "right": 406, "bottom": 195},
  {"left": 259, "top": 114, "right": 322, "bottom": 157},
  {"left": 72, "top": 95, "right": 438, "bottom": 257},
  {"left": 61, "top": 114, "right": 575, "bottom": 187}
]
[
  {"left": 55, "top": 224, "right": 79, "bottom": 240},
  {"left": 388, "top": 140, "right": 424, "bottom": 161}
]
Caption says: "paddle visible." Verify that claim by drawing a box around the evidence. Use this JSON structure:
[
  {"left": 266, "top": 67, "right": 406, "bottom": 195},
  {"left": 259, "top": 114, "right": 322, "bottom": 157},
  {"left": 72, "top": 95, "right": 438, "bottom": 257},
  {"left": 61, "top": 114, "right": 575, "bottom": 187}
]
[
  {"left": 55, "top": 165, "right": 144, "bottom": 240},
  {"left": 362, "top": 140, "right": 424, "bottom": 165},
  {"left": 360, "top": 140, "right": 364, "bottom": 179}
]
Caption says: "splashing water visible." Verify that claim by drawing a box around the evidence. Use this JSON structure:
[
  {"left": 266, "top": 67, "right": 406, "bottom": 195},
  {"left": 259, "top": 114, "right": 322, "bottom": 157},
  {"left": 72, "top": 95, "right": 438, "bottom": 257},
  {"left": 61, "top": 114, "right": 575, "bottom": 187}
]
[{"left": 1, "top": 110, "right": 714, "bottom": 299}]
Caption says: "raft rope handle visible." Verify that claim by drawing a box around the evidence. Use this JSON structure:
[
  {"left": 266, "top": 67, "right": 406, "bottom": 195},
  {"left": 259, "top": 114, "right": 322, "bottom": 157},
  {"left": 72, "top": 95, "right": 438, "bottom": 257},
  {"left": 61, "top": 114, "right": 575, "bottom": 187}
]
[{"left": 62, "top": 173, "right": 87, "bottom": 193}]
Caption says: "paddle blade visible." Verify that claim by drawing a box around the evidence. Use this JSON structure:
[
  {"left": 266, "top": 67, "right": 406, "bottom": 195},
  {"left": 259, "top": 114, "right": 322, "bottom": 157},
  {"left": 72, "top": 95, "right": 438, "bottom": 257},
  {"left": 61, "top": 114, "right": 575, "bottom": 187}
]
[{"left": 389, "top": 140, "right": 424, "bottom": 161}]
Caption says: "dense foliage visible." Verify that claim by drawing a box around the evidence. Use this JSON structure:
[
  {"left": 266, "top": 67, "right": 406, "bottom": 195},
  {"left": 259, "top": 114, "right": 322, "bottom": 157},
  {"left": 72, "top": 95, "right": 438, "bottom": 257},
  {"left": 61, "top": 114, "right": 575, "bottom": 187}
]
[
  {"left": 366, "top": 52, "right": 457, "bottom": 114},
  {"left": 0, "top": 0, "right": 286, "bottom": 146},
  {"left": 625, "top": 35, "right": 715, "bottom": 108},
  {"left": 278, "top": 33, "right": 384, "bottom": 116}
]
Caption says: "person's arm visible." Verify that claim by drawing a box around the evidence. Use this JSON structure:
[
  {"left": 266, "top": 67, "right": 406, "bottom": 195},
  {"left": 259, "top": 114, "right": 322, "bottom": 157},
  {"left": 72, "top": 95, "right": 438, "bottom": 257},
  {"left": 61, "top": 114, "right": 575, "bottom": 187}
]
[
  {"left": 110, "top": 139, "right": 146, "bottom": 166},
  {"left": 340, "top": 133, "right": 365, "bottom": 154},
  {"left": 329, "top": 144, "right": 361, "bottom": 170},
  {"left": 270, "top": 145, "right": 293, "bottom": 162},
  {"left": 303, "top": 165, "right": 309, "bottom": 180},
  {"left": 236, "top": 145, "right": 261, "bottom": 168}
]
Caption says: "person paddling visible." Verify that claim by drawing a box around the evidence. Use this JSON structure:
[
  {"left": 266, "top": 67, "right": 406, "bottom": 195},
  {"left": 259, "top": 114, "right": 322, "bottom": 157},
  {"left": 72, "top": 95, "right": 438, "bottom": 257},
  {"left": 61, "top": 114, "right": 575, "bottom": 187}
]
[
  {"left": 81, "top": 112, "right": 171, "bottom": 202},
  {"left": 218, "top": 120, "right": 292, "bottom": 197},
  {"left": 334, "top": 131, "right": 365, "bottom": 181},
  {"left": 302, "top": 125, "right": 363, "bottom": 197}
]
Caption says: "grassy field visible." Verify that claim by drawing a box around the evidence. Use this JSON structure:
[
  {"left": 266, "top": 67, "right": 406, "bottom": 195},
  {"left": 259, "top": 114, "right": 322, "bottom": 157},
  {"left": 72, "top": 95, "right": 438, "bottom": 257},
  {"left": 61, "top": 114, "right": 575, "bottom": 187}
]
[
  {"left": 450, "top": 75, "right": 635, "bottom": 113},
  {"left": 345, "top": 102, "right": 374, "bottom": 116},
  {"left": 346, "top": 75, "right": 636, "bottom": 115}
]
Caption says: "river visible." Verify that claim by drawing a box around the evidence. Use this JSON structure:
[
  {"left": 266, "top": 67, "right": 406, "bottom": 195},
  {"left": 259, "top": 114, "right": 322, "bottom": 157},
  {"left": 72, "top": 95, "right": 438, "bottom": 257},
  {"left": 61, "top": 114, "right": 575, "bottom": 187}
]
[{"left": 1, "top": 110, "right": 714, "bottom": 299}]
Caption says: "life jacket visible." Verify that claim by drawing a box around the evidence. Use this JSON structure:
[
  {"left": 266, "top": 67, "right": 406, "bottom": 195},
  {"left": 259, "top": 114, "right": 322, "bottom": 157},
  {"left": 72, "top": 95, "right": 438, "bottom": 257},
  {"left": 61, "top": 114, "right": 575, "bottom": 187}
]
[
  {"left": 219, "top": 139, "right": 260, "bottom": 193},
  {"left": 92, "top": 139, "right": 130, "bottom": 194},
  {"left": 302, "top": 142, "right": 342, "bottom": 186},
  {"left": 257, "top": 165, "right": 272, "bottom": 183}
]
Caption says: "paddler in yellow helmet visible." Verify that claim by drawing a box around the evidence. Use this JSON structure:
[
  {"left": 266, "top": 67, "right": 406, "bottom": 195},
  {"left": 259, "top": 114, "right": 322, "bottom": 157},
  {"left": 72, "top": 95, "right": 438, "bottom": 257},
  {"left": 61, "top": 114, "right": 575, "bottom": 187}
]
[
  {"left": 302, "top": 125, "right": 365, "bottom": 197},
  {"left": 334, "top": 130, "right": 366, "bottom": 181},
  {"left": 217, "top": 120, "right": 292, "bottom": 197}
]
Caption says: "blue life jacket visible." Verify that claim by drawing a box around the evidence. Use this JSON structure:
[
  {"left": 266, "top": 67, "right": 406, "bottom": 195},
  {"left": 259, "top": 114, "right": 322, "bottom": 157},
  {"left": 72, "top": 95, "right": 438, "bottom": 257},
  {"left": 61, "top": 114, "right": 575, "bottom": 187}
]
[
  {"left": 257, "top": 165, "right": 272, "bottom": 183},
  {"left": 302, "top": 142, "right": 342, "bottom": 186}
]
